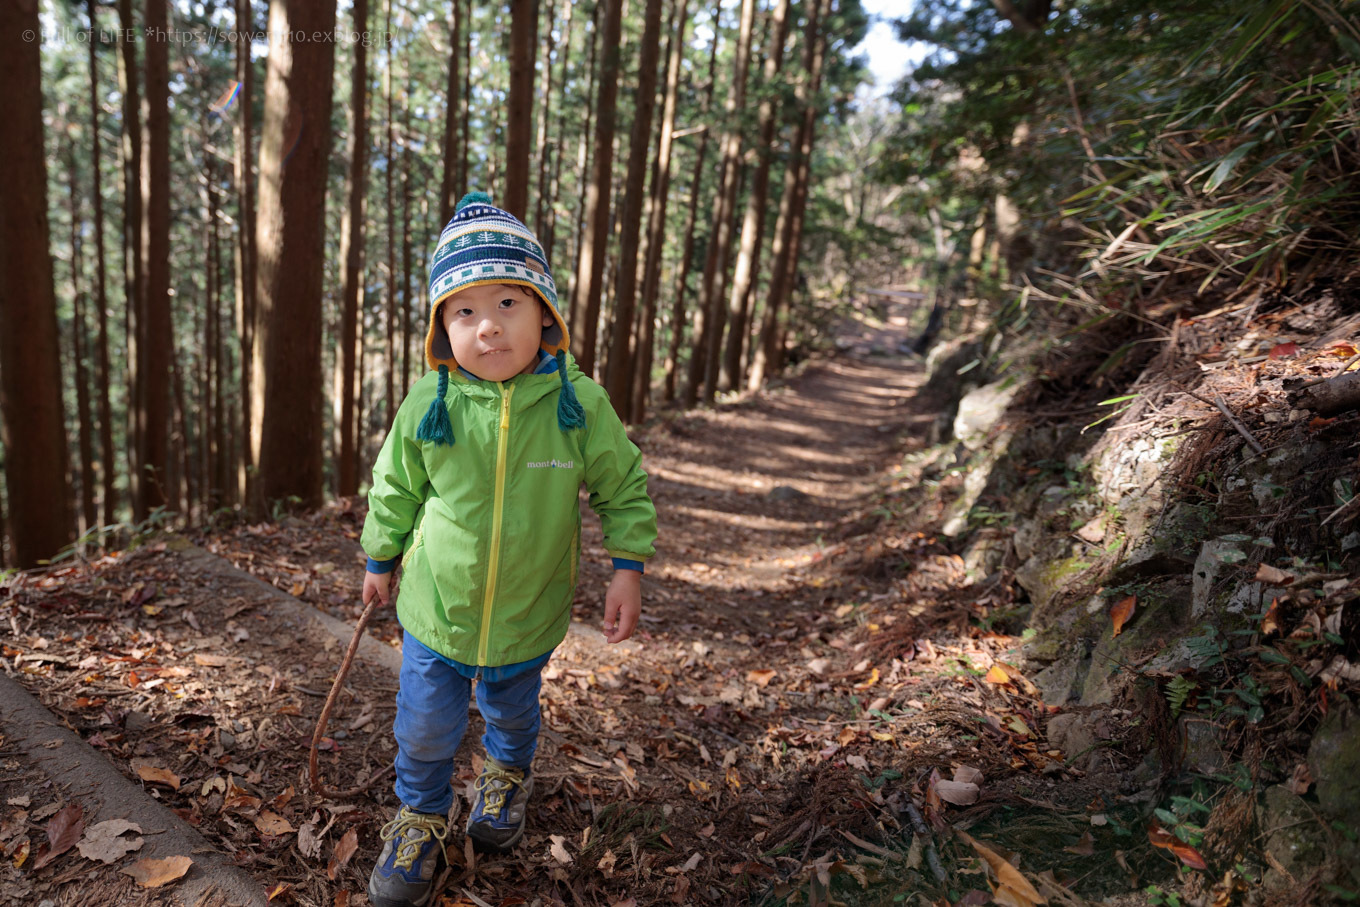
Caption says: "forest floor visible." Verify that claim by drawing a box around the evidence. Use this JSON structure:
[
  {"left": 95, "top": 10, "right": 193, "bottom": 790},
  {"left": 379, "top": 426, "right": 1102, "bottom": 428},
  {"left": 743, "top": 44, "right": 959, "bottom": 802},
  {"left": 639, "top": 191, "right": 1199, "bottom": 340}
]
[{"left": 1, "top": 304, "right": 1187, "bottom": 907}]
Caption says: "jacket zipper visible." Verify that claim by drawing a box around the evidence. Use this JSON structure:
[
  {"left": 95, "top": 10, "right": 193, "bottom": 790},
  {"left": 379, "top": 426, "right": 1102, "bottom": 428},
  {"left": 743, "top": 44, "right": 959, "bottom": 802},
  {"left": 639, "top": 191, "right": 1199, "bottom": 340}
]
[{"left": 477, "top": 382, "right": 514, "bottom": 664}]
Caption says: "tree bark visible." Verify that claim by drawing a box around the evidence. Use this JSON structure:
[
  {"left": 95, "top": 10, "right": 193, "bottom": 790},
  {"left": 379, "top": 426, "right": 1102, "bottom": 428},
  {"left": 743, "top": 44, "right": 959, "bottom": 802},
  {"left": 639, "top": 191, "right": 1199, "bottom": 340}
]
[
  {"left": 66, "top": 135, "right": 98, "bottom": 536},
  {"left": 438, "top": 0, "right": 462, "bottom": 224},
  {"left": 541, "top": 0, "right": 576, "bottom": 260},
  {"left": 662, "top": 10, "right": 718, "bottom": 404},
  {"left": 461, "top": 0, "right": 471, "bottom": 199},
  {"left": 337, "top": 0, "right": 369, "bottom": 498},
  {"left": 0, "top": 0, "right": 73, "bottom": 566},
  {"left": 89, "top": 0, "right": 117, "bottom": 529},
  {"left": 233, "top": 0, "right": 258, "bottom": 508},
  {"left": 565, "top": 1, "right": 600, "bottom": 311},
  {"left": 720, "top": 0, "right": 791, "bottom": 392},
  {"left": 685, "top": 0, "right": 756, "bottom": 407},
  {"left": 534, "top": 0, "right": 567, "bottom": 238},
  {"left": 505, "top": 0, "right": 539, "bottom": 220},
  {"left": 631, "top": 0, "right": 692, "bottom": 421},
  {"left": 116, "top": 0, "right": 145, "bottom": 518},
  {"left": 569, "top": 0, "right": 623, "bottom": 379},
  {"left": 750, "top": 0, "right": 822, "bottom": 391},
  {"left": 603, "top": 0, "right": 666, "bottom": 420},
  {"left": 141, "top": 0, "right": 173, "bottom": 517},
  {"left": 252, "top": 0, "right": 338, "bottom": 515},
  {"left": 384, "top": 0, "right": 397, "bottom": 427},
  {"left": 402, "top": 62, "right": 414, "bottom": 393}
]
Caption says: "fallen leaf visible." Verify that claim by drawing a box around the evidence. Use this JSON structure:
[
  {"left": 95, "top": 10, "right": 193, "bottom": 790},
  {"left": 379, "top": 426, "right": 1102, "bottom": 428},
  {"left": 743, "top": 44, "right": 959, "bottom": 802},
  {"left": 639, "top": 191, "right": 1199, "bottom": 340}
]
[
  {"left": 327, "top": 828, "right": 358, "bottom": 879},
  {"left": 11, "top": 839, "right": 29, "bottom": 868},
  {"left": 254, "top": 811, "right": 294, "bottom": 837},
  {"left": 549, "top": 834, "right": 573, "bottom": 865},
  {"left": 222, "top": 777, "right": 262, "bottom": 811},
  {"left": 194, "top": 653, "right": 230, "bottom": 667},
  {"left": 806, "top": 657, "right": 830, "bottom": 676},
  {"left": 1063, "top": 831, "right": 1094, "bottom": 856},
  {"left": 77, "top": 819, "right": 144, "bottom": 863},
  {"left": 959, "top": 832, "right": 1047, "bottom": 906},
  {"left": 934, "top": 780, "right": 980, "bottom": 806},
  {"left": 32, "top": 802, "right": 84, "bottom": 870},
  {"left": 853, "top": 667, "right": 880, "bottom": 690},
  {"left": 1268, "top": 341, "right": 1300, "bottom": 359},
  {"left": 1148, "top": 826, "right": 1207, "bottom": 869},
  {"left": 697, "top": 823, "right": 715, "bottom": 838},
  {"left": 609, "top": 899, "right": 636, "bottom": 907},
  {"left": 746, "top": 669, "right": 777, "bottom": 687},
  {"left": 984, "top": 665, "right": 1011, "bottom": 684},
  {"left": 1255, "top": 564, "right": 1295, "bottom": 585},
  {"left": 598, "top": 848, "right": 617, "bottom": 877},
  {"left": 1329, "top": 343, "right": 1358, "bottom": 359},
  {"left": 1111, "top": 595, "right": 1137, "bottom": 637},
  {"left": 267, "top": 883, "right": 291, "bottom": 901},
  {"left": 297, "top": 817, "right": 323, "bottom": 859},
  {"left": 1284, "top": 762, "right": 1313, "bottom": 796},
  {"left": 1261, "top": 597, "right": 1281, "bottom": 635},
  {"left": 122, "top": 855, "right": 193, "bottom": 888},
  {"left": 954, "top": 765, "right": 984, "bottom": 786},
  {"left": 134, "top": 763, "right": 182, "bottom": 791}
]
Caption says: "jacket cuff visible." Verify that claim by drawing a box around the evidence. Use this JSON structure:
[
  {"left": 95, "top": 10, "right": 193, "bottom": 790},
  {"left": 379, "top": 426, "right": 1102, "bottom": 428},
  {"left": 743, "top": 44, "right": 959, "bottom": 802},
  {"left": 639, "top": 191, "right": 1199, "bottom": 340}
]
[
  {"left": 366, "top": 556, "right": 398, "bottom": 574},
  {"left": 611, "top": 558, "right": 644, "bottom": 573}
]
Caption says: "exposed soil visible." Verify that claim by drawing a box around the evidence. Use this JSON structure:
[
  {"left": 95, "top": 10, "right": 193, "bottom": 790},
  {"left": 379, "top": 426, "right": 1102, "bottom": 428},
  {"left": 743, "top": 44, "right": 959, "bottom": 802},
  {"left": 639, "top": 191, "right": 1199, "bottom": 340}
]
[{"left": 2, "top": 306, "right": 1189, "bottom": 906}]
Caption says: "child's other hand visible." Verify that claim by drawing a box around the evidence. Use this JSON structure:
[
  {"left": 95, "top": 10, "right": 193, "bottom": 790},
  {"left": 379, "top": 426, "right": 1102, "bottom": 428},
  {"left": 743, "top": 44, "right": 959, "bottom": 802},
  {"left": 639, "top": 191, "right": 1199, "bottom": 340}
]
[
  {"left": 602, "top": 570, "right": 642, "bottom": 644},
  {"left": 363, "top": 570, "right": 393, "bottom": 608}
]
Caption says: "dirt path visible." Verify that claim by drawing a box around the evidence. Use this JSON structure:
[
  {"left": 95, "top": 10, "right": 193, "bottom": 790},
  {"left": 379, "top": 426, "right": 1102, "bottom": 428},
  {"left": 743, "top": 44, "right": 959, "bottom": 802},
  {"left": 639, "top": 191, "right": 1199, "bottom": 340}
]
[{"left": 3, "top": 307, "right": 1143, "bottom": 906}]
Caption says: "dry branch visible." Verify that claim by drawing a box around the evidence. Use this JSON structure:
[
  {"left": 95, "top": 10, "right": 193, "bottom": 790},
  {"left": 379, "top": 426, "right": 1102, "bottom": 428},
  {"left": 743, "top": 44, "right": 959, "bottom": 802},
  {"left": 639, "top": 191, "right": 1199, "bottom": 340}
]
[{"left": 1290, "top": 371, "right": 1360, "bottom": 416}]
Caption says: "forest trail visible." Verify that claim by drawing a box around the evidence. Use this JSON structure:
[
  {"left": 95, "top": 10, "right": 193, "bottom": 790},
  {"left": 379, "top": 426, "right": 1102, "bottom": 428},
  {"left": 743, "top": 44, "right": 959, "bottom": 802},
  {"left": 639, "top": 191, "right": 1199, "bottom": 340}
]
[{"left": 3, "top": 304, "right": 1127, "bottom": 907}]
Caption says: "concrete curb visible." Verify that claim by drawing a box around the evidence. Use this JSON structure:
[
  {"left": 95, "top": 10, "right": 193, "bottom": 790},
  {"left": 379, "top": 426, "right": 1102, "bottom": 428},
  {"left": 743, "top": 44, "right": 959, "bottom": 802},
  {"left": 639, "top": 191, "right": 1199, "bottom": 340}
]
[{"left": 0, "top": 672, "right": 268, "bottom": 907}]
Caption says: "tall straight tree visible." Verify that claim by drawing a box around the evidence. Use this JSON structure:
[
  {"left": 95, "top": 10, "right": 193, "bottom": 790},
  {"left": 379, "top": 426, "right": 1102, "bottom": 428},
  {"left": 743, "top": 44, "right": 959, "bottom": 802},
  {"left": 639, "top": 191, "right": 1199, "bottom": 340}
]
[
  {"left": 569, "top": 0, "right": 623, "bottom": 377},
  {"left": 337, "top": 0, "right": 370, "bottom": 498},
  {"left": 437, "top": 0, "right": 462, "bottom": 224},
  {"left": 89, "top": 0, "right": 116, "bottom": 529},
  {"left": 603, "top": 0, "right": 665, "bottom": 420},
  {"left": 504, "top": 0, "right": 539, "bottom": 219},
  {"left": 252, "top": 0, "right": 339, "bottom": 514},
  {"left": 685, "top": 0, "right": 756, "bottom": 406},
  {"left": 66, "top": 133, "right": 98, "bottom": 535},
  {"left": 534, "top": 0, "right": 570, "bottom": 238},
  {"left": 140, "top": 0, "right": 173, "bottom": 517},
  {"left": 565, "top": 0, "right": 600, "bottom": 308},
  {"left": 384, "top": 0, "right": 397, "bottom": 426},
  {"left": 233, "top": 0, "right": 258, "bottom": 505},
  {"left": 632, "top": 0, "right": 692, "bottom": 421},
  {"left": 719, "top": 0, "right": 791, "bottom": 391},
  {"left": 0, "top": 0, "right": 73, "bottom": 567},
  {"left": 116, "top": 0, "right": 144, "bottom": 513},
  {"left": 750, "top": 0, "right": 824, "bottom": 390},
  {"left": 769, "top": 13, "right": 828, "bottom": 376},
  {"left": 662, "top": 9, "right": 719, "bottom": 404},
  {"left": 541, "top": 0, "right": 577, "bottom": 259}
]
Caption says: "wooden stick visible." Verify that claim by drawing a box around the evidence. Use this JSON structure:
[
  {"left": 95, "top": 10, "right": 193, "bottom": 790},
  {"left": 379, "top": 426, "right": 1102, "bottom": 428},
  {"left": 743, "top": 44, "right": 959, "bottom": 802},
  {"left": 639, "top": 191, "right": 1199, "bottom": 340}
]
[
  {"left": 1184, "top": 390, "right": 1265, "bottom": 456},
  {"left": 309, "top": 596, "right": 394, "bottom": 799}
]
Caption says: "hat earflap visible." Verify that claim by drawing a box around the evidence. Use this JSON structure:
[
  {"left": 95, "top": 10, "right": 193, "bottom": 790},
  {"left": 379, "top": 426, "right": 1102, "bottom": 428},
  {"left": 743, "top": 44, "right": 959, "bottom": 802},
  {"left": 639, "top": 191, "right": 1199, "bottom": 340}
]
[
  {"left": 417, "top": 365, "right": 456, "bottom": 446},
  {"left": 555, "top": 350, "right": 587, "bottom": 432}
]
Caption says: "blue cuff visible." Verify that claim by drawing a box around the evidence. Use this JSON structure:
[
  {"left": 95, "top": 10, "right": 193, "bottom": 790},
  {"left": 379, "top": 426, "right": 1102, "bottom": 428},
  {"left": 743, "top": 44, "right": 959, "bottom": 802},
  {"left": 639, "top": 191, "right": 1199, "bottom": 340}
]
[
  {"left": 611, "top": 558, "right": 644, "bottom": 573},
  {"left": 366, "top": 557, "right": 398, "bottom": 574}
]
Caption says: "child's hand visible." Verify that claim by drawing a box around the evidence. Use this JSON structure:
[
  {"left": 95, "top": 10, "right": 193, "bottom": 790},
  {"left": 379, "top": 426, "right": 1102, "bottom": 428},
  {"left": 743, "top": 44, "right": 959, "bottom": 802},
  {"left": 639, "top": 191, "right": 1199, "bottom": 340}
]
[
  {"left": 602, "top": 570, "right": 642, "bottom": 644},
  {"left": 363, "top": 570, "right": 393, "bottom": 608}
]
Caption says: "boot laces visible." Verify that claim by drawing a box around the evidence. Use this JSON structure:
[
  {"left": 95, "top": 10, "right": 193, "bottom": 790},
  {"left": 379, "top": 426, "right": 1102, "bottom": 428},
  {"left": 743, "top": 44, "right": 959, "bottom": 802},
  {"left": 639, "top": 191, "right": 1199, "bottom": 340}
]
[
  {"left": 474, "top": 764, "right": 525, "bottom": 818},
  {"left": 379, "top": 806, "right": 449, "bottom": 871}
]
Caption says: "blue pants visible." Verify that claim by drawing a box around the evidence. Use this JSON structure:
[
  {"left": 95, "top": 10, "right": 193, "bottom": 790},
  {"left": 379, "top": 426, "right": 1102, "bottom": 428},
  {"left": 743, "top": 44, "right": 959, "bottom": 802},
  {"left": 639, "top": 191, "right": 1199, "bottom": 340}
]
[{"left": 393, "top": 634, "right": 546, "bottom": 816}]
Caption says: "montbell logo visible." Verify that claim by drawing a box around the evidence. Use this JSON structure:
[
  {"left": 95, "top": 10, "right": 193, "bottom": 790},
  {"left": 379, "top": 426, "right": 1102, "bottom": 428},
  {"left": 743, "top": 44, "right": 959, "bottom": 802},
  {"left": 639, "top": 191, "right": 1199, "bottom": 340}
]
[{"left": 526, "top": 458, "right": 574, "bottom": 469}]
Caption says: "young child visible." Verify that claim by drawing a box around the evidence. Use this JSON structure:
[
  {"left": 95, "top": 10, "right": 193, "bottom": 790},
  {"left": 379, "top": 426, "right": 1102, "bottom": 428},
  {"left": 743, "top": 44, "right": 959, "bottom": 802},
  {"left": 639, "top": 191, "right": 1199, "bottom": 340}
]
[{"left": 360, "top": 192, "right": 657, "bottom": 907}]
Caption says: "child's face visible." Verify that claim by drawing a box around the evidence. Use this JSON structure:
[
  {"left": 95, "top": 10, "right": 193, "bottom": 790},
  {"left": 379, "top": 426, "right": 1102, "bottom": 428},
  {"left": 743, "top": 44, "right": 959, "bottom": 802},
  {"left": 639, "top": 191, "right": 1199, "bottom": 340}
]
[{"left": 440, "top": 283, "right": 553, "bottom": 382}]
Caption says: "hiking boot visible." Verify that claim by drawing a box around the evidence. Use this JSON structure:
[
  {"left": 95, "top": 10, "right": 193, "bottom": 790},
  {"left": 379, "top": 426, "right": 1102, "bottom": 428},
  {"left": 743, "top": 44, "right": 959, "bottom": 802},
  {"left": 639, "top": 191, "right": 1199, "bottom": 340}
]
[
  {"left": 466, "top": 759, "right": 533, "bottom": 854},
  {"left": 367, "top": 806, "right": 450, "bottom": 907}
]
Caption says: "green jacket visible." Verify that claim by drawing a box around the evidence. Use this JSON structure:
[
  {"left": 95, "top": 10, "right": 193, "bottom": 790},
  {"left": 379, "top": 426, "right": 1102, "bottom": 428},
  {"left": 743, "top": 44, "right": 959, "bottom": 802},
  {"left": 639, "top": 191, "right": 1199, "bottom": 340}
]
[{"left": 360, "top": 357, "right": 657, "bottom": 666}]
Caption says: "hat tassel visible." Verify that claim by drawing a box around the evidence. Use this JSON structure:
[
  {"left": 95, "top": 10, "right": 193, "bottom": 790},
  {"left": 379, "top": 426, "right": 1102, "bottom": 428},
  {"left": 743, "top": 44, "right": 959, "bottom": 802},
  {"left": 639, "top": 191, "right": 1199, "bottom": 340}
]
[
  {"left": 555, "top": 350, "right": 587, "bottom": 432},
  {"left": 417, "top": 365, "right": 456, "bottom": 446}
]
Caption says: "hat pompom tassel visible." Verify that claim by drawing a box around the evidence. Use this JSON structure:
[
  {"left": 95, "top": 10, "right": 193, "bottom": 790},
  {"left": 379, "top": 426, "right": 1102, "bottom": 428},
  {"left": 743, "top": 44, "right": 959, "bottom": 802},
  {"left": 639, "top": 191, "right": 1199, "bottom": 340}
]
[
  {"left": 417, "top": 365, "right": 456, "bottom": 446},
  {"left": 555, "top": 350, "right": 587, "bottom": 432}
]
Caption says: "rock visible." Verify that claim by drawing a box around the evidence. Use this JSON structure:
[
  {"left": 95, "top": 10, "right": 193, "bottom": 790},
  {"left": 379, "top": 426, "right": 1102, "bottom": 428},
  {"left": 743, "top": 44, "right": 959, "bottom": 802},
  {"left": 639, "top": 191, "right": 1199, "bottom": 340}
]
[
  {"left": 953, "top": 379, "right": 1020, "bottom": 451},
  {"left": 962, "top": 531, "right": 1008, "bottom": 577},
  {"left": 1032, "top": 651, "right": 1090, "bottom": 706},
  {"left": 219, "top": 731, "right": 237, "bottom": 751},
  {"left": 941, "top": 435, "right": 1014, "bottom": 537},
  {"left": 1012, "top": 518, "right": 1043, "bottom": 563},
  {"left": 1260, "top": 784, "right": 1329, "bottom": 889},
  {"left": 1308, "top": 704, "right": 1360, "bottom": 824},
  {"left": 1014, "top": 553, "right": 1091, "bottom": 615},
  {"left": 1192, "top": 540, "right": 1243, "bottom": 619},
  {"left": 1179, "top": 718, "right": 1226, "bottom": 774},
  {"left": 124, "top": 710, "right": 154, "bottom": 733},
  {"left": 1046, "top": 712, "right": 1097, "bottom": 762},
  {"left": 768, "top": 485, "right": 808, "bottom": 503}
]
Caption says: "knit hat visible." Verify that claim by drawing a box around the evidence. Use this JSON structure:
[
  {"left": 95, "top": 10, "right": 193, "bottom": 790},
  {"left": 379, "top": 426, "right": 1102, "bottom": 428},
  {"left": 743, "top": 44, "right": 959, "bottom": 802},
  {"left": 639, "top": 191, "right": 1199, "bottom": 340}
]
[
  {"left": 424, "top": 191, "right": 569, "bottom": 370},
  {"left": 416, "top": 191, "right": 585, "bottom": 447}
]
